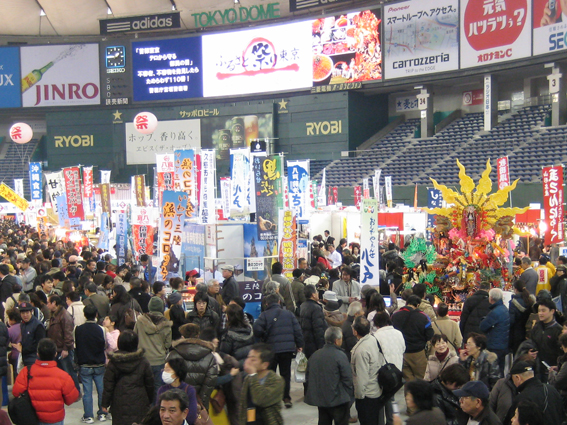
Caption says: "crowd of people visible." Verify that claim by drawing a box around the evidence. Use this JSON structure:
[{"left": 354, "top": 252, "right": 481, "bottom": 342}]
[{"left": 0, "top": 222, "right": 563, "bottom": 425}]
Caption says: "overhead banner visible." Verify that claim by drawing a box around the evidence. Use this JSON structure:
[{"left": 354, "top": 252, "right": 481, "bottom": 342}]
[
  {"left": 13, "top": 179, "right": 23, "bottom": 198},
  {"left": 199, "top": 149, "right": 216, "bottom": 224},
  {"left": 360, "top": 198, "right": 379, "bottom": 286},
  {"left": 533, "top": 0, "right": 567, "bottom": 55},
  {"left": 134, "top": 174, "right": 147, "bottom": 207},
  {"left": 0, "top": 184, "right": 28, "bottom": 212},
  {"left": 116, "top": 212, "right": 128, "bottom": 266},
  {"left": 460, "top": 0, "right": 531, "bottom": 68},
  {"left": 0, "top": 47, "right": 22, "bottom": 108},
  {"left": 426, "top": 188, "right": 443, "bottom": 240},
  {"left": 133, "top": 225, "right": 154, "bottom": 259},
  {"left": 385, "top": 176, "right": 393, "bottom": 208},
  {"left": 384, "top": 0, "right": 459, "bottom": 79},
  {"left": 354, "top": 186, "right": 362, "bottom": 208},
  {"left": 317, "top": 168, "right": 326, "bottom": 208},
  {"left": 287, "top": 160, "right": 310, "bottom": 223},
  {"left": 542, "top": 166, "right": 564, "bottom": 245},
  {"left": 395, "top": 96, "right": 419, "bottom": 112},
  {"left": 63, "top": 167, "right": 84, "bottom": 220},
  {"left": 279, "top": 209, "right": 297, "bottom": 279},
  {"left": 463, "top": 89, "right": 484, "bottom": 106},
  {"left": 230, "top": 148, "right": 251, "bottom": 218},
  {"left": 159, "top": 190, "right": 189, "bottom": 280},
  {"left": 45, "top": 171, "right": 65, "bottom": 213},
  {"left": 497, "top": 156, "right": 510, "bottom": 190},
  {"left": 374, "top": 169, "right": 381, "bottom": 203},
  {"left": 220, "top": 177, "right": 231, "bottom": 219},
  {"left": 29, "top": 162, "right": 43, "bottom": 202},
  {"left": 254, "top": 155, "right": 283, "bottom": 240},
  {"left": 82, "top": 166, "right": 94, "bottom": 213},
  {"left": 156, "top": 153, "right": 175, "bottom": 208},
  {"left": 174, "top": 149, "right": 197, "bottom": 211},
  {"left": 20, "top": 44, "right": 100, "bottom": 107},
  {"left": 100, "top": 183, "right": 111, "bottom": 213}
]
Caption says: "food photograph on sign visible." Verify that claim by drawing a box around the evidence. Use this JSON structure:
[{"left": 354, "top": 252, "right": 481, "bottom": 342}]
[
  {"left": 132, "top": 37, "right": 203, "bottom": 102},
  {"left": 460, "top": 0, "right": 531, "bottom": 69},
  {"left": 533, "top": 0, "right": 567, "bottom": 55},
  {"left": 202, "top": 21, "right": 312, "bottom": 97},
  {"left": 20, "top": 44, "right": 100, "bottom": 108},
  {"left": 312, "top": 9, "right": 382, "bottom": 86}
]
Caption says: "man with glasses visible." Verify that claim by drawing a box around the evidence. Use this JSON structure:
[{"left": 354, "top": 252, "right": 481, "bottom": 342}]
[{"left": 453, "top": 380, "right": 500, "bottom": 425}]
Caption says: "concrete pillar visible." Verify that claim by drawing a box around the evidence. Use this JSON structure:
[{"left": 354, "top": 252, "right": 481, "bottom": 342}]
[
  {"left": 483, "top": 74, "right": 498, "bottom": 131},
  {"left": 417, "top": 87, "right": 433, "bottom": 138},
  {"left": 547, "top": 63, "right": 566, "bottom": 126}
]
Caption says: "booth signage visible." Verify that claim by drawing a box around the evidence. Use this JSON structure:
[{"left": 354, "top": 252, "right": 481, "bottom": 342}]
[
  {"left": 100, "top": 12, "right": 181, "bottom": 34},
  {"left": 542, "top": 165, "right": 564, "bottom": 245},
  {"left": 192, "top": 3, "right": 280, "bottom": 28},
  {"left": 247, "top": 258, "right": 264, "bottom": 271},
  {"left": 159, "top": 190, "right": 189, "bottom": 280},
  {"left": 29, "top": 162, "right": 42, "bottom": 201},
  {"left": 360, "top": 198, "right": 379, "bottom": 287}
]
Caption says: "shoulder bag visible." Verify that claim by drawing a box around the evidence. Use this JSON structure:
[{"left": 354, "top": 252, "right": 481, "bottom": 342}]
[
  {"left": 8, "top": 365, "right": 39, "bottom": 425},
  {"left": 374, "top": 336, "right": 404, "bottom": 400}
]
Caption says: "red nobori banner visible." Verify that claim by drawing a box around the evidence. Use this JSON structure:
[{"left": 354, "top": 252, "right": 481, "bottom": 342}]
[
  {"left": 354, "top": 186, "right": 362, "bottom": 209},
  {"left": 497, "top": 157, "right": 510, "bottom": 190},
  {"left": 83, "top": 167, "right": 93, "bottom": 199},
  {"left": 542, "top": 166, "right": 564, "bottom": 245},
  {"left": 132, "top": 224, "right": 154, "bottom": 258},
  {"left": 63, "top": 167, "right": 84, "bottom": 220}
]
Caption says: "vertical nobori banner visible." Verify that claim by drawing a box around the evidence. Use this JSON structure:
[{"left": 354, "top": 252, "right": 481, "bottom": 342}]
[
  {"left": 354, "top": 186, "right": 362, "bottom": 209},
  {"left": 13, "top": 179, "right": 24, "bottom": 198},
  {"left": 279, "top": 209, "right": 297, "bottom": 279},
  {"left": 220, "top": 177, "right": 231, "bottom": 219},
  {"left": 497, "top": 156, "right": 510, "bottom": 190},
  {"left": 134, "top": 174, "right": 146, "bottom": 207},
  {"left": 360, "top": 198, "right": 379, "bottom": 286},
  {"left": 100, "top": 183, "right": 111, "bottom": 214},
  {"left": 542, "top": 166, "right": 564, "bottom": 245},
  {"left": 82, "top": 166, "right": 94, "bottom": 213},
  {"left": 174, "top": 149, "right": 197, "bottom": 213},
  {"left": 254, "top": 155, "right": 282, "bottom": 241},
  {"left": 99, "top": 212, "right": 110, "bottom": 250},
  {"left": 230, "top": 148, "right": 251, "bottom": 218},
  {"left": 132, "top": 206, "right": 155, "bottom": 259},
  {"left": 426, "top": 188, "right": 443, "bottom": 240},
  {"left": 156, "top": 154, "right": 175, "bottom": 209},
  {"left": 287, "top": 160, "right": 310, "bottom": 224},
  {"left": 63, "top": 167, "right": 84, "bottom": 220},
  {"left": 45, "top": 171, "right": 65, "bottom": 212},
  {"left": 385, "top": 176, "right": 393, "bottom": 208},
  {"left": 159, "top": 190, "right": 189, "bottom": 280},
  {"left": 199, "top": 149, "right": 216, "bottom": 224},
  {"left": 373, "top": 169, "right": 381, "bottom": 203},
  {"left": 116, "top": 212, "right": 128, "bottom": 266},
  {"left": 317, "top": 168, "right": 326, "bottom": 207},
  {"left": 29, "top": 162, "right": 43, "bottom": 202},
  {"left": 363, "top": 178, "right": 370, "bottom": 199}
]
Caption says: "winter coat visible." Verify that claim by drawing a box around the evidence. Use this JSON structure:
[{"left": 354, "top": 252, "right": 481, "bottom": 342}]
[
  {"left": 169, "top": 303, "right": 186, "bottom": 341},
  {"left": 221, "top": 276, "right": 239, "bottom": 305},
  {"left": 13, "top": 359, "right": 79, "bottom": 424},
  {"left": 47, "top": 306, "right": 74, "bottom": 353},
  {"left": 290, "top": 279, "right": 306, "bottom": 314},
  {"left": 271, "top": 274, "right": 295, "bottom": 312},
  {"left": 110, "top": 297, "right": 142, "bottom": 332},
  {"left": 67, "top": 300, "right": 86, "bottom": 327},
  {"left": 459, "top": 350, "right": 500, "bottom": 390},
  {"left": 333, "top": 279, "right": 361, "bottom": 313},
  {"left": 456, "top": 405, "right": 502, "bottom": 425},
  {"left": 548, "top": 352, "right": 567, "bottom": 398},
  {"left": 559, "top": 277, "right": 567, "bottom": 314},
  {"left": 134, "top": 312, "right": 172, "bottom": 366},
  {"left": 489, "top": 376, "right": 517, "bottom": 423},
  {"left": 253, "top": 303, "right": 304, "bottom": 354},
  {"left": 424, "top": 350, "right": 459, "bottom": 381},
  {"left": 186, "top": 308, "right": 220, "bottom": 334},
  {"left": 518, "top": 267, "right": 538, "bottom": 295},
  {"left": 20, "top": 315, "right": 46, "bottom": 366},
  {"left": 219, "top": 325, "right": 255, "bottom": 361},
  {"left": 341, "top": 315, "right": 358, "bottom": 361},
  {"left": 480, "top": 299, "right": 510, "bottom": 351},
  {"left": 432, "top": 316, "right": 463, "bottom": 350},
  {"left": 391, "top": 306, "right": 434, "bottom": 353},
  {"left": 0, "top": 322, "right": 8, "bottom": 377},
  {"left": 508, "top": 295, "right": 531, "bottom": 352},
  {"left": 324, "top": 309, "right": 347, "bottom": 328},
  {"left": 351, "top": 333, "right": 381, "bottom": 399},
  {"left": 504, "top": 377, "right": 565, "bottom": 425},
  {"left": 531, "top": 319, "right": 563, "bottom": 367},
  {"left": 167, "top": 337, "right": 219, "bottom": 409},
  {"left": 299, "top": 299, "right": 327, "bottom": 358},
  {"left": 550, "top": 273, "right": 567, "bottom": 297},
  {"left": 460, "top": 290, "right": 491, "bottom": 339},
  {"left": 102, "top": 348, "right": 154, "bottom": 425},
  {"left": 82, "top": 293, "right": 111, "bottom": 324},
  {"left": 373, "top": 325, "right": 405, "bottom": 371},
  {"left": 418, "top": 299, "right": 437, "bottom": 322},
  {"left": 407, "top": 407, "right": 446, "bottom": 425},
  {"left": 431, "top": 379, "right": 460, "bottom": 425},
  {"left": 238, "top": 371, "right": 284, "bottom": 425},
  {"left": 129, "top": 287, "right": 152, "bottom": 313},
  {"left": 305, "top": 343, "right": 353, "bottom": 407}
]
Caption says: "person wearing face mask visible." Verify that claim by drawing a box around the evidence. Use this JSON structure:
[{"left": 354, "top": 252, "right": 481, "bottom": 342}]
[{"left": 156, "top": 358, "right": 199, "bottom": 424}]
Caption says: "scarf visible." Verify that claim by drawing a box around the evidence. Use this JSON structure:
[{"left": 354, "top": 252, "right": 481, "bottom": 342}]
[{"left": 435, "top": 348, "right": 450, "bottom": 363}]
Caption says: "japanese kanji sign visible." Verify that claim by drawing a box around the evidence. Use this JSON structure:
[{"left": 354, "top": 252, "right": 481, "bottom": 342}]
[
  {"left": 199, "top": 149, "right": 216, "bottom": 225},
  {"left": 133, "top": 224, "right": 154, "bottom": 259},
  {"left": 0, "top": 183, "right": 28, "bottom": 212},
  {"left": 174, "top": 149, "right": 197, "bottom": 213},
  {"left": 83, "top": 166, "right": 94, "bottom": 213},
  {"left": 63, "top": 167, "right": 84, "bottom": 220},
  {"left": 100, "top": 183, "right": 111, "bottom": 214},
  {"left": 279, "top": 209, "right": 297, "bottom": 279},
  {"left": 542, "top": 166, "right": 564, "bottom": 245},
  {"left": 497, "top": 156, "right": 510, "bottom": 190},
  {"left": 426, "top": 188, "right": 443, "bottom": 240},
  {"left": 29, "top": 162, "right": 43, "bottom": 202},
  {"left": 116, "top": 213, "right": 128, "bottom": 266},
  {"left": 254, "top": 155, "right": 283, "bottom": 241},
  {"left": 159, "top": 190, "right": 190, "bottom": 280},
  {"left": 230, "top": 148, "right": 251, "bottom": 218},
  {"left": 360, "top": 198, "right": 379, "bottom": 286},
  {"left": 287, "top": 160, "right": 310, "bottom": 224},
  {"left": 45, "top": 171, "right": 64, "bottom": 213},
  {"left": 134, "top": 174, "right": 146, "bottom": 207},
  {"left": 385, "top": 176, "right": 393, "bottom": 208}
]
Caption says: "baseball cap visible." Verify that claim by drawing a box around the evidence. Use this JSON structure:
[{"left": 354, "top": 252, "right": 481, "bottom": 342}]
[
  {"left": 509, "top": 361, "right": 534, "bottom": 375},
  {"left": 453, "top": 381, "right": 490, "bottom": 399},
  {"left": 18, "top": 302, "right": 33, "bottom": 312},
  {"left": 187, "top": 270, "right": 199, "bottom": 278},
  {"left": 221, "top": 265, "right": 234, "bottom": 272}
]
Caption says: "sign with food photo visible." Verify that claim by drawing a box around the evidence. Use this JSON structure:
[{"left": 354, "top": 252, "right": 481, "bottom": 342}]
[{"left": 312, "top": 10, "right": 382, "bottom": 86}]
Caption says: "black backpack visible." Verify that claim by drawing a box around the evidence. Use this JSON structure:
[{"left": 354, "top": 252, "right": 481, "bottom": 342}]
[
  {"left": 374, "top": 336, "right": 404, "bottom": 400},
  {"left": 8, "top": 365, "right": 39, "bottom": 425}
]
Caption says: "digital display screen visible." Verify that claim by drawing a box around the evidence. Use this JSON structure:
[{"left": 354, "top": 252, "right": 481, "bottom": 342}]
[{"left": 132, "top": 37, "right": 203, "bottom": 102}]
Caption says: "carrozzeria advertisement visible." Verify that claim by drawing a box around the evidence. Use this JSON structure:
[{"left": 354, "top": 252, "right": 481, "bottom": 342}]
[{"left": 383, "top": 0, "right": 459, "bottom": 79}]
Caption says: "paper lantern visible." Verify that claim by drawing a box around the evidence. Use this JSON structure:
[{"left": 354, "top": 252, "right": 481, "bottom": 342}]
[
  {"left": 133, "top": 112, "right": 158, "bottom": 134},
  {"left": 9, "top": 123, "right": 33, "bottom": 144}
]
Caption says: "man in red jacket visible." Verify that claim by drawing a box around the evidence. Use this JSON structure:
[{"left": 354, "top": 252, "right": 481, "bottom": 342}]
[{"left": 13, "top": 338, "right": 79, "bottom": 425}]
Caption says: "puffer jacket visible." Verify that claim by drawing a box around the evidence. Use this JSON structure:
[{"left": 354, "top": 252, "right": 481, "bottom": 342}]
[
  {"left": 479, "top": 299, "right": 510, "bottom": 351},
  {"left": 0, "top": 322, "right": 8, "bottom": 377},
  {"left": 134, "top": 312, "right": 172, "bottom": 366},
  {"left": 460, "top": 290, "right": 491, "bottom": 339},
  {"left": 186, "top": 308, "right": 220, "bottom": 334},
  {"left": 219, "top": 325, "right": 254, "bottom": 361},
  {"left": 424, "top": 350, "right": 459, "bottom": 382},
  {"left": 102, "top": 348, "right": 154, "bottom": 425},
  {"left": 459, "top": 350, "right": 500, "bottom": 390},
  {"left": 254, "top": 303, "right": 304, "bottom": 354},
  {"left": 46, "top": 306, "right": 74, "bottom": 353},
  {"left": 431, "top": 379, "right": 460, "bottom": 425},
  {"left": 166, "top": 337, "right": 219, "bottom": 409},
  {"left": 300, "top": 299, "right": 327, "bottom": 358},
  {"left": 13, "top": 359, "right": 79, "bottom": 424},
  {"left": 508, "top": 295, "right": 531, "bottom": 352},
  {"left": 489, "top": 375, "right": 517, "bottom": 423}
]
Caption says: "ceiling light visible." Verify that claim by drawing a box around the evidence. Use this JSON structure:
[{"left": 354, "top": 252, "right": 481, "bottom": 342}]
[
  {"left": 107, "top": 7, "right": 112, "bottom": 14},
  {"left": 40, "top": 9, "right": 46, "bottom": 16},
  {"left": 234, "top": 0, "right": 240, "bottom": 4}
]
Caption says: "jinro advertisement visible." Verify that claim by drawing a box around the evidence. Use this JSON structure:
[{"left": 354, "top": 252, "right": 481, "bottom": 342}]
[
  {"left": 533, "top": 0, "right": 567, "bottom": 55},
  {"left": 20, "top": 44, "right": 100, "bottom": 107},
  {"left": 312, "top": 10, "right": 382, "bottom": 86},
  {"left": 460, "top": 0, "right": 531, "bottom": 68},
  {"left": 383, "top": 0, "right": 459, "bottom": 79},
  {"left": 202, "top": 21, "right": 312, "bottom": 97}
]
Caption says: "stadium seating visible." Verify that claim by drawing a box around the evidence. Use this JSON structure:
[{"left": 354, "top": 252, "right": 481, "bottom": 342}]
[{"left": 0, "top": 139, "right": 40, "bottom": 198}]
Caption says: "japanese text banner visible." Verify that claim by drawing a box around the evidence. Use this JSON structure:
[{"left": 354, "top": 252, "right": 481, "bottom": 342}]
[
  {"left": 426, "top": 188, "right": 443, "bottom": 240},
  {"left": 360, "top": 198, "right": 379, "bottom": 286},
  {"left": 63, "top": 167, "right": 84, "bottom": 220},
  {"left": 45, "top": 171, "right": 64, "bottom": 213},
  {"left": 230, "top": 148, "right": 251, "bottom": 218},
  {"left": 29, "top": 162, "right": 43, "bottom": 202},
  {"left": 160, "top": 190, "right": 190, "bottom": 280},
  {"left": 174, "top": 149, "right": 197, "bottom": 213},
  {"left": 116, "top": 213, "right": 128, "bottom": 266},
  {"left": 542, "top": 166, "right": 564, "bottom": 245},
  {"left": 83, "top": 166, "right": 94, "bottom": 213},
  {"left": 134, "top": 174, "right": 147, "bottom": 207},
  {"left": 254, "top": 155, "right": 282, "bottom": 241},
  {"left": 133, "top": 224, "right": 154, "bottom": 259},
  {"left": 0, "top": 183, "right": 28, "bottom": 212},
  {"left": 279, "top": 210, "right": 297, "bottom": 279},
  {"left": 287, "top": 160, "right": 310, "bottom": 224},
  {"left": 199, "top": 149, "right": 216, "bottom": 224}
]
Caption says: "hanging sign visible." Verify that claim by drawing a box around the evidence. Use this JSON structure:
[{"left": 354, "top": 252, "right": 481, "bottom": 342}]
[
  {"left": 542, "top": 165, "right": 564, "bottom": 245},
  {"left": 29, "top": 162, "right": 43, "bottom": 202},
  {"left": 360, "top": 198, "right": 379, "bottom": 286},
  {"left": 254, "top": 155, "right": 283, "bottom": 240},
  {"left": 287, "top": 159, "right": 310, "bottom": 223},
  {"left": 199, "top": 149, "right": 216, "bottom": 224},
  {"left": 0, "top": 183, "right": 28, "bottom": 212}
]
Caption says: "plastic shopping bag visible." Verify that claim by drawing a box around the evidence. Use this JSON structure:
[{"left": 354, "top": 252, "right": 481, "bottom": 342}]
[{"left": 295, "top": 351, "right": 308, "bottom": 373}]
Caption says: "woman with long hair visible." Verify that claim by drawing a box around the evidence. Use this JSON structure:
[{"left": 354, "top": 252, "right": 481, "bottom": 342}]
[
  {"left": 509, "top": 280, "right": 534, "bottom": 353},
  {"left": 110, "top": 285, "right": 142, "bottom": 332},
  {"left": 219, "top": 304, "right": 254, "bottom": 364}
]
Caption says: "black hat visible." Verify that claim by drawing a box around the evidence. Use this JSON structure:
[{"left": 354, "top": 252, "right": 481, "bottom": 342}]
[
  {"left": 18, "top": 302, "right": 33, "bottom": 312},
  {"left": 509, "top": 361, "right": 534, "bottom": 375}
]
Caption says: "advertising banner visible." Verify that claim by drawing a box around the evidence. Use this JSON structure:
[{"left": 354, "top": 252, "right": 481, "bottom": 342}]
[
  {"left": 463, "top": 89, "right": 484, "bottom": 106},
  {"left": 497, "top": 156, "right": 511, "bottom": 190},
  {"left": 374, "top": 169, "right": 381, "bottom": 203},
  {"left": 200, "top": 149, "right": 216, "bottom": 224},
  {"left": 159, "top": 190, "right": 189, "bottom": 280},
  {"left": 254, "top": 155, "right": 282, "bottom": 240},
  {"left": 100, "top": 170, "right": 111, "bottom": 184},
  {"left": 317, "top": 168, "right": 326, "bottom": 207},
  {"left": 533, "top": 0, "right": 567, "bottom": 55},
  {"left": 20, "top": 44, "right": 100, "bottom": 107},
  {"left": 426, "top": 188, "right": 443, "bottom": 240},
  {"left": 363, "top": 178, "right": 370, "bottom": 199},
  {"left": 287, "top": 160, "right": 310, "bottom": 223},
  {"left": 182, "top": 222, "right": 205, "bottom": 272},
  {"left": 230, "top": 148, "right": 251, "bottom": 218},
  {"left": 126, "top": 118, "right": 201, "bottom": 165},
  {"left": 56, "top": 194, "right": 70, "bottom": 228},
  {"left": 360, "top": 198, "right": 379, "bottom": 286},
  {"left": 354, "top": 186, "right": 362, "bottom": 208},
  {"left": 63, "top": 167, "right": 84, "bottom": 220},
  {"left": 174, "top": 149, "right": 197, "bottom": 215},
  {"left": 116, "top": 213, "right": 128, "bottom": 266},
  {"left": 29, "top": 162, "right": 42, "bottom": 202},
  {"left": 132, "top": 37, "right": 203, "bottom": 102},
  {"left": 384, "top": 0, "right": 459, "bottom": 79},
  {"left": 279, "top": 210, "right": 297, "bottom": 279},
  {"left": 132, "top": 206, "right": 156, "bottom": 226},
  {"left": 132, "top": 224, "right": 154, "bottom": 259},
  {"left": 202, "top": 21, "right": 312, "bottom": 97},
  {"left": 333, "top": 187, "right": 338, "bottom": 204},
  {"left": 0, "top": 184, "right": 28, "bottom": 212},
  {"left": 100, "top": 183, "right": 111, "bottom": 213},
  {"left": 13, "top": 180, "right": 23, "bottom": 198},
  {"left": 312, "top": 9, "right": 382, "bottom": 86},
  {"left": 460, "top": 0, "right": 531, "bottom": 69},
  {"left": 0, "top": 47, "right": 21, "bottom": 108},
  {"left": 157, "top": 153, "right": 175, "bottom": 208},
  {"left": 82, "top": 166, "right": 94, "bottom": 213},
  {"left": 385, "top": 176, "right": 393, "bottom": 208},
  {"left": 542, "top": 166, "right": 564, "bottom": 245},
  {"left": 134, "top": 174, "right": 146, "bottom": 207},
  {"left": 220, "top": 177, "right": 231, "bottom": 219},
  {"left": 45, "top": 171, "right": 65, "bottom": 213}
]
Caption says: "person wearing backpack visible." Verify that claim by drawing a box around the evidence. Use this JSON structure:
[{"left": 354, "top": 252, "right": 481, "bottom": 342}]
[{"left": 110, "top": 285, "right": 142, "bottom": 332}]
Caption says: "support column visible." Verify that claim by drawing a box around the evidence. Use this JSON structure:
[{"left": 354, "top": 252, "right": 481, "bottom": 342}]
[
  {"left": 483, "top": 74, "right": 498, "bottom": 131},
  {"left": 547, "top": 63, "right": 566, "bottom": 126},
  {"left": 417, "top": 87, "right": 433, "bottom": 138}
]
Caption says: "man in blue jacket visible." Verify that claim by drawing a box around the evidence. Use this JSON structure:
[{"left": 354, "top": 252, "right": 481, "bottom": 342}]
[
  {"left": 480, "top": 288, "right": 510, "bottom": 376},
  {"left": 253, "top": 293, "right": 304, "bottom": 408}
]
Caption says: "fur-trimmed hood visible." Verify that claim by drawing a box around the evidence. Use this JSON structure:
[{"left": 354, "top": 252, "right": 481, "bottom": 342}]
[
  {"left": 108, "top": 348, "right": 147, "bottom": 373},
  {"left": 171, "top": 337, "right": 215, "bottom": 362},
  {"left": 226, "top": 325, "right": 253, "bottom": 342}
]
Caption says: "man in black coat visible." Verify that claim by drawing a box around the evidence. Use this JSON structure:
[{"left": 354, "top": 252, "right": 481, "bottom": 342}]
[
  {"left": 15, "top": 302, "right": 46, "bottom": 366},
  {"left": 460, "top": 281, "right": 491, "bottom": 340},
  {"left": 0, "top": 264, "right": 14, "bottom": 320},
  {"left": 220, "top": 265, "right": 239, "bottom": 305},
  {"left": 300, "top": 285, "right": 327, "bottom": 359}
]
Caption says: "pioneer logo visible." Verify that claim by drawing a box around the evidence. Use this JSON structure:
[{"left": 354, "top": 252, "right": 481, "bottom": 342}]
[
  {"left": 388, "top": 5, "right": 410, "bottom": 11},
  {"left": 100, "top": 12, "right": 181, "bottom": 34}
]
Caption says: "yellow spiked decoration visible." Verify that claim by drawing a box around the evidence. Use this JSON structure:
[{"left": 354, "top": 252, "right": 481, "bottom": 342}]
[{"left": 424, "top": 159, "right": 528, "bottom": 240}]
